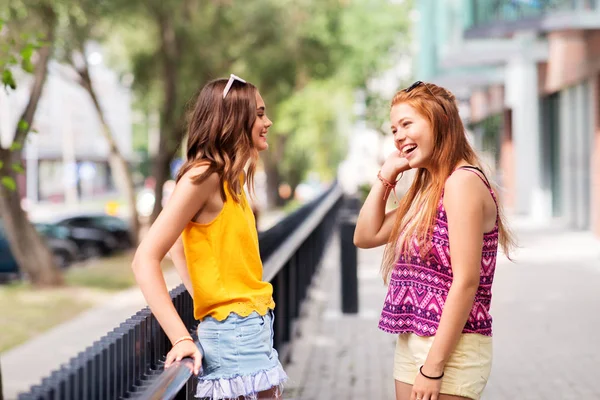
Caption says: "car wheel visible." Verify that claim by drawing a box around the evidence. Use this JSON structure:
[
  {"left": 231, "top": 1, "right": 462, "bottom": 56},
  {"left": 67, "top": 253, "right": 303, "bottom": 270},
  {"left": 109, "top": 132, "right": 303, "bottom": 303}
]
[
  {"left": 53, "top": 250, "right": 71, "bottom": 269},
  {"left": 82, "top": 244, "right": 102, "bottom": 259},
  {"left": 122, "top": 235, "right": 133, "bottom": 249}
]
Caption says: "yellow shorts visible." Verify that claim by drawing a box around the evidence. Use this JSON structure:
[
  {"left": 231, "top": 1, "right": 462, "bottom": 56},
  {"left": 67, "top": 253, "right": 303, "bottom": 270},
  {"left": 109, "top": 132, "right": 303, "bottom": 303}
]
[{"left": 394, "top": 333, "right": 493, "bottom": 400}]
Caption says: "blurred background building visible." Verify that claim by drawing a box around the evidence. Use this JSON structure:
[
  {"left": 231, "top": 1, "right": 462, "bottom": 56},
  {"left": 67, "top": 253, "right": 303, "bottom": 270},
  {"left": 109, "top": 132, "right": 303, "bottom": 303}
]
[
  {"left": 0, "top": 44, "right": 134, "bottom": 206},
  {"left": 416, "top": 0, "right": 600, "bottom": 237}
]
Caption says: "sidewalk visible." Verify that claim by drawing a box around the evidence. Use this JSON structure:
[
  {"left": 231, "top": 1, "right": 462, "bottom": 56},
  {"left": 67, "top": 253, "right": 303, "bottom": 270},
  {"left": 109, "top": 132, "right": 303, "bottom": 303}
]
[
  {"left": 3, "top": 215, "right": 599, "bottom": 399},
  {"left": 283, "top": 219, "right": 600, "bottom": 400},
  {"left": 283, "top": 234, "right": 396, "bottom": 399}
]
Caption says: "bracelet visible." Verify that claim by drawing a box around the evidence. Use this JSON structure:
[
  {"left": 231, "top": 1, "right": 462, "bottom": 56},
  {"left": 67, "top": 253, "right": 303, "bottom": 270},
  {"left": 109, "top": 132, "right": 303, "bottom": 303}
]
[
  {"left": 419, "top": 365, "right": 444, "bottom": 380},
  {"left": 172, "top": 335, "right": 194, "bottom": 347},
  {"left": 377, "top": 170, "right": 402, "bottom": 201}
]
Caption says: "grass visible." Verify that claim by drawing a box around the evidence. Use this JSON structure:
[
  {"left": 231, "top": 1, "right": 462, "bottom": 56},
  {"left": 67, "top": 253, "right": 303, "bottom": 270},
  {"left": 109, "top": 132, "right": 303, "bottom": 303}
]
[
  {"left": 64, "top": 252, "right": 138, "bottom": 290},
  {"left": 0, "top": 283, "right": 93, "bottom": 352},
  {"left": 0, "top": 251, "right": 174, "bottom": 353}
]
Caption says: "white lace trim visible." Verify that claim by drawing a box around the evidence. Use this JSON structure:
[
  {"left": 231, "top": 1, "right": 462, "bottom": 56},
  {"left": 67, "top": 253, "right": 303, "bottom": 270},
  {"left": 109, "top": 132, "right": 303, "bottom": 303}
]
[{"left": 195, "top": 363, "right": 288, "bottom": 399}]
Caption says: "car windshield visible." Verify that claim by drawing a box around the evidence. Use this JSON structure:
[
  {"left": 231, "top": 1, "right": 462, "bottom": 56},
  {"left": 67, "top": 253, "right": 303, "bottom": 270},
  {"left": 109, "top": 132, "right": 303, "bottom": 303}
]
[
  {"left": 35, "top": 223, "right": 70, "bottom": 240},
  {"left": 91, "top": 216, "right": 128, "bottom": 230}
]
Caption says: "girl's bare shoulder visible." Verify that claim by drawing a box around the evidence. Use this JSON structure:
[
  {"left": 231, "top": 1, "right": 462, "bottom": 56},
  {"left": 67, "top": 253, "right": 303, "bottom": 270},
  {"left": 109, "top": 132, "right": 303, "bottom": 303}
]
[{"left": 179, "top": 163, "right": 220, "bottom": 192}]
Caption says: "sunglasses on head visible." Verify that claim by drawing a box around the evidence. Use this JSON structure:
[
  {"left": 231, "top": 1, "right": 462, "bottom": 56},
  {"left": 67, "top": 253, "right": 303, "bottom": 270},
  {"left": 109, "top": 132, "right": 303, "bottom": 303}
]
[
  {"left": 223, "top": 74, "right": 246, "bottom": 99},
  {"left": 403, "top": 81, "right": 447, "bottom": 115}
]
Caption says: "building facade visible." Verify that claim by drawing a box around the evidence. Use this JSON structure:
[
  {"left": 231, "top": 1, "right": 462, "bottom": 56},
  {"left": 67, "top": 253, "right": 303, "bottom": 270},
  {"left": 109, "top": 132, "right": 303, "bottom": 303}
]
[
  {"left": 416, "top": 0, "right": 600, "bottom": 236},
  {"left": 0, "top": 47, "right": 133, "bottom": 205}
]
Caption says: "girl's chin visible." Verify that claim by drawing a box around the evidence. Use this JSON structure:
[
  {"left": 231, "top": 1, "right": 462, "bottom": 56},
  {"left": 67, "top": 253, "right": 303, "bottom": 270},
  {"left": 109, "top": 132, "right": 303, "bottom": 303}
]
[{"left": 256, "top": 143, "right": 269, "bottom": 151}]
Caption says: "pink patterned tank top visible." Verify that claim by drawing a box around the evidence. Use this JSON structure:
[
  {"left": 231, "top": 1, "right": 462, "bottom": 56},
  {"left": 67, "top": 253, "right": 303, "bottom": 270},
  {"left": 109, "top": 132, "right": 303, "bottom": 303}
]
[{"left": 378, "top": 166, "right": 499, "bottom": 337}]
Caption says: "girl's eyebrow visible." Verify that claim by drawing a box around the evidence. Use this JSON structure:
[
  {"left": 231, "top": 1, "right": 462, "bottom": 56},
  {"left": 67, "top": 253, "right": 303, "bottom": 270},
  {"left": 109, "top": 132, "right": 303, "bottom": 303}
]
[{"left": 392, "top": 117, "right": 410, "bottom": 127}]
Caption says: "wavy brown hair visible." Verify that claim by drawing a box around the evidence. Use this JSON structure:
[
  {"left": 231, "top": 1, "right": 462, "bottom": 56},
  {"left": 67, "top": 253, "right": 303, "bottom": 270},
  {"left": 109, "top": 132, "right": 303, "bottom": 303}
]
[
  {"left": 175, "top": 78, "right": 259, "bottom": 203},
  {"left": 381, "top": 82, "right": 515, "bottom": 284}
]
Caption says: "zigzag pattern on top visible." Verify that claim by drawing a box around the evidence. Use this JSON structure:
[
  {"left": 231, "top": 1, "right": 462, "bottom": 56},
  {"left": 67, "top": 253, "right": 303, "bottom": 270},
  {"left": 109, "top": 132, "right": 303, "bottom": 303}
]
[{"left": 379, "top": 192, "right": 499, "bottom": 337}]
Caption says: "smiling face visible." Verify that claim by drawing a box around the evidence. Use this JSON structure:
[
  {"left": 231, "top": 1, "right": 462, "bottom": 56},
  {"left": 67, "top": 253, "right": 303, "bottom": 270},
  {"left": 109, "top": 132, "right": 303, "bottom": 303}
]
[
  {"left": 390, "top": 102, "right": 435, "bottom": 170},
  {"left": 251, "top": 91, "right": 272, "bottom": 152}
]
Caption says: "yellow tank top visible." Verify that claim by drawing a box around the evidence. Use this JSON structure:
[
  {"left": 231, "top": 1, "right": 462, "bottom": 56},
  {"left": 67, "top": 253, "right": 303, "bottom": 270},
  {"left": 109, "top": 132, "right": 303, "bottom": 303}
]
[{"left": 181, "top": 179, "right": 275, "bottom": 321}]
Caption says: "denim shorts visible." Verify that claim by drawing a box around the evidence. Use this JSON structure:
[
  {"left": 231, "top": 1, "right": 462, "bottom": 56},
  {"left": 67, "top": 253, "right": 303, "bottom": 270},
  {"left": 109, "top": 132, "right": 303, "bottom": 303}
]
[{"left": 195, "top": 310, "right": 288, "bottom": 399}]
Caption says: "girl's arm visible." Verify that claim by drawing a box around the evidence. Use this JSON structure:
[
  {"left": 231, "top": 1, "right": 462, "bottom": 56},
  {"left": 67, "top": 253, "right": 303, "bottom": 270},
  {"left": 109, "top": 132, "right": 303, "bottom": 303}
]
[
  {"left": 132, "top": 165, "right": 218, "bottom": 374},
  {"left": 421, "top": 171, "right": 488, "bottom": 376},
  {"left": 168, "top": 236, "right": 194, "bottom": 297},
  {"left": 354, "top": 151, "right": 410, "bottom": 249}
]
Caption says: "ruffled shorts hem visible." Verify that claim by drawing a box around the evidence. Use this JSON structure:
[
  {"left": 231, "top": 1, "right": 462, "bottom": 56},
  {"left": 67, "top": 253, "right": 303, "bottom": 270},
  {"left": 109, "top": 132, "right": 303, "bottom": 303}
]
[{"left": 195, "top": 362, "right": 288, "bottom": 399}]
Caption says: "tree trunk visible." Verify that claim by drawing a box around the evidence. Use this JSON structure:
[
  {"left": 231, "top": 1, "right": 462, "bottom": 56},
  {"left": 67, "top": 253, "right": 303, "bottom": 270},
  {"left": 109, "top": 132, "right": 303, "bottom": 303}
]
[
  {"left": 263, "top": 157, "right": 284, "bottom": 208},
  {"left": 261, "top": 135, "right": 287, "bottom": 208},
  {"left": 287, "top": 170, "right": 303, "bottom": 204},
  {"left": 150, "top": 10, "right": 182, "bottom": 224},
  {"left": 149, "top": 151, "right": 171, "bottom": 223},
  {"left": 0, "top": 6, "right": 62, "bottom": 287},
  {"left": 108, "top": 154, "right": 139, "bottom": 244},
  {"left": 0, "top": 151, "right": 62, "bottom": 286},
  {"left": 76, "top": 62, "right": 141, "bottom": 244}
]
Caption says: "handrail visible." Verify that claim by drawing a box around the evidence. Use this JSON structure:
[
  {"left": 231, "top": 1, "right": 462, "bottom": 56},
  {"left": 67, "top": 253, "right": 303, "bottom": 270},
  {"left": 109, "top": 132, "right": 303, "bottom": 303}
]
[
  {"left": 129, "top": 359, "right": 194, "bottom": 400},
  {"left": 16, "top": 182, "right": 342, "bottom": 400},
  {"left": 65, "top": 183, "right": 342, "bottom": 400},
  {"left": 263, "top": 184, "right": 342, "bottom": 282}
]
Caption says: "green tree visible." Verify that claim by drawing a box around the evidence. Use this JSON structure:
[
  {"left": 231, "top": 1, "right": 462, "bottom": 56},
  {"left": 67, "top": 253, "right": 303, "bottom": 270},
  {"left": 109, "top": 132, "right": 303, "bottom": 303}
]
[
  {"left": 227, "top": 0, "right": 356, "bottom": 206},
  {"left": 275, "top": 80, "right": 350, "bottom": 195},
  {"left": 105, "top": 0, "right": 257, "bottom": 222},
  {"left": 55, "top": 0, "right": 142, "bottom": 243},
  {"left": 102, "top": 0, "right": 411, "bottom": 214},
  {"left": 240, "top": 0, "right": 411, "bottom": 205},
  {"left": 0, "top": 2, "right": 63, "bottom": 286}
]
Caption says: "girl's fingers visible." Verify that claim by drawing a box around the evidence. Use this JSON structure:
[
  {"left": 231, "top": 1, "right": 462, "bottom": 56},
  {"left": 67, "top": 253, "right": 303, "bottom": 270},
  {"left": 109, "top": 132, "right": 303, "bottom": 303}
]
[
  {"left": 193, "top": 350, "right": 202, "bottom": 375},
  {"left": 164, "top": 352, "right": 174, "bottom": 369}
]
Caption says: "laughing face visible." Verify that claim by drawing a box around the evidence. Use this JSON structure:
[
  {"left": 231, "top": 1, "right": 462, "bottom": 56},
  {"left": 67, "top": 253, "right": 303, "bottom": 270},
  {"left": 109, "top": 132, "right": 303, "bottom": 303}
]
[
  {"left": 390, "top": 102, "right": 435, "bottom": 170},
  {"left": 251, "top": 91, "right": 272, "bottom": 152}
]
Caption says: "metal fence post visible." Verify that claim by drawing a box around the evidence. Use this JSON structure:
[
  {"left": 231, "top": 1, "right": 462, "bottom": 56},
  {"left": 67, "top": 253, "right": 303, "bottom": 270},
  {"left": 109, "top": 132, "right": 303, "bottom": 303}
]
[{"left": 340, "top": 196, "right": 360, "bottom": 314}]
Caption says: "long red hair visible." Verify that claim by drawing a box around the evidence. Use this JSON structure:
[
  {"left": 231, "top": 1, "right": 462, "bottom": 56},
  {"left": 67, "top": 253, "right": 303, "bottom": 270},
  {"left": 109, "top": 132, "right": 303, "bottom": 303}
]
[{"left": 381, "top": 83, "right": 515, "bottom": 284}]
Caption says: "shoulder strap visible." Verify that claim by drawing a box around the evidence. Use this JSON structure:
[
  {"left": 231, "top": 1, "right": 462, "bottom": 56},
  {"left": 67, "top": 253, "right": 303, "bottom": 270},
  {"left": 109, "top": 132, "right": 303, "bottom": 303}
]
[
  {"left": 454, "top": 166, "right": 499, "bottom": 219},
  {"left": 455, "top": 166, "right": 492, "bottom": 190}
]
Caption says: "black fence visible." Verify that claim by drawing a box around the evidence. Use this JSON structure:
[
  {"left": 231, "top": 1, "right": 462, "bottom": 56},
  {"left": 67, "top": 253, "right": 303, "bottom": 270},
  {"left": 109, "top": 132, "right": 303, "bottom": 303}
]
[{"left": 16, "top": 182, "right": 343, "bottom": 400}]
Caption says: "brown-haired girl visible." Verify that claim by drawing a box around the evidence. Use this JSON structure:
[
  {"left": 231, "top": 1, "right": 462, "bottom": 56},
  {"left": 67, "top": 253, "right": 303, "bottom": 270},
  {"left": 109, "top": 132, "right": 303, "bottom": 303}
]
[{"left": 133, "top": 75, "right": 287, "bottom": 399}]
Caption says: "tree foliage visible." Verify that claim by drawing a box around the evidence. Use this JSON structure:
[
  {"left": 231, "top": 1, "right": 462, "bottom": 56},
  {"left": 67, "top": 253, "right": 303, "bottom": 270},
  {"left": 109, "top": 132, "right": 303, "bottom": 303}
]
[
  {"left": 0, "top": 0, "right": 64, "bottom": 287},
  {"left": 96, "top": 0, "right": 412, "bottom": 210}
]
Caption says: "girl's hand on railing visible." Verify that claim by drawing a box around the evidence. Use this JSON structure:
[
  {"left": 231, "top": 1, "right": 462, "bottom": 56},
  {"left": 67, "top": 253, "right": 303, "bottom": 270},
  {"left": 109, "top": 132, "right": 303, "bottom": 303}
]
[{"left": 165, "top": 339, "right": 202, "bottom": 376}]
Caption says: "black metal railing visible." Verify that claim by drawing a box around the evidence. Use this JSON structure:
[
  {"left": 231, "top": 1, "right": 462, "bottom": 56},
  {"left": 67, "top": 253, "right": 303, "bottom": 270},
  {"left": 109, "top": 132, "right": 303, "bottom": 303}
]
[
  {"left": 262, "top": 182, "right": 342, "bottom": 362},
  {"left": 468, "top": 0, "right": 598, "bottom": 30},
  {"left": 17, "top": 181, "right": 343, "bottom": 400}
]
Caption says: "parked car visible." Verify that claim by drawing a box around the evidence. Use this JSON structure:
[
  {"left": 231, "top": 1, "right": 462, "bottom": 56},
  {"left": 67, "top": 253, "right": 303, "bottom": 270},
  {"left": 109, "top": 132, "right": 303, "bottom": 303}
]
[
  {"left": 53, "top": 214, "right": 133, "bottom": 258},
  {"left": 0, "top": 227, "right": 19, "bottom": 281},
  {"left": 34, "top": 223, "right": 80, "bottom": 267},
  {"left": 36, "top": 220, "right": 109, "bottom": 260},
  {"left": 0, "top": 221, "right": 79, "bottom": 282}
]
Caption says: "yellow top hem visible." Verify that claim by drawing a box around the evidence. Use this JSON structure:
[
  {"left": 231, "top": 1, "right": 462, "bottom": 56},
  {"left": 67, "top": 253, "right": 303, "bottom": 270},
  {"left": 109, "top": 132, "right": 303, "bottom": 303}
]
[{"left": 198, "top": 298, "right": 276, "bottom": 322}]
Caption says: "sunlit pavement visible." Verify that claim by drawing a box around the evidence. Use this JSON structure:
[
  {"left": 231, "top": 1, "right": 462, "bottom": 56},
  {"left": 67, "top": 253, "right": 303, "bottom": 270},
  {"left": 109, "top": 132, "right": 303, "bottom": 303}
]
[{"left": 284, "top": 219, "right": 600, "bottom": 400}]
